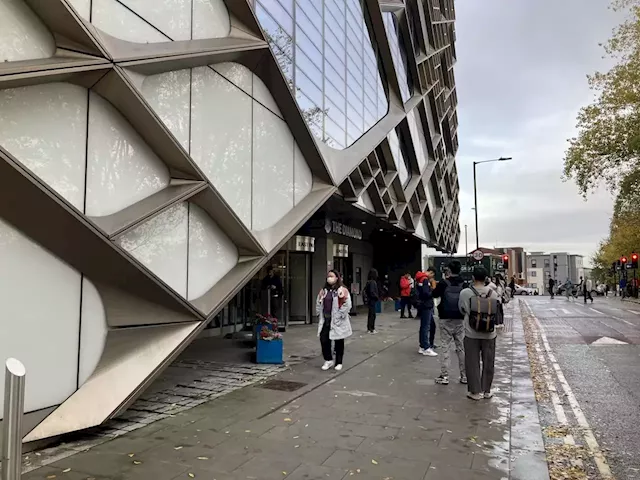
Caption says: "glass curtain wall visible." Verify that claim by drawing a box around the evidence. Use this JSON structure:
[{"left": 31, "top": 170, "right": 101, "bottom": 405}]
[
  {"left": 382, "top": 11, "right": 411, "bottom": 103},
  {"left": 255, "top": 0, "right": 389, "bottom": 149}
]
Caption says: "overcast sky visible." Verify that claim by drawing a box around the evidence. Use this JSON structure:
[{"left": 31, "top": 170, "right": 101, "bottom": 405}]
[{"left": 451, "top": 0, "right": 622, "bottom": 264}]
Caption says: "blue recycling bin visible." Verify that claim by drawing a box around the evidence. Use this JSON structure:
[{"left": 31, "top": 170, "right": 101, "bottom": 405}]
[{"left": 256, "top": 339, "right": 283, "bottom": 364}]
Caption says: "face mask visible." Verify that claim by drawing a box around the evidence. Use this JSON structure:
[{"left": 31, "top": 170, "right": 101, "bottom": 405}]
[{"left": 327, "top": 277, "right": 337, "bottom": 285}]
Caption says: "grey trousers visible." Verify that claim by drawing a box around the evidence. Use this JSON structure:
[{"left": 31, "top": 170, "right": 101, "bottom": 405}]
[
  {"left": 438, "top": 319, "right": 465, "bottom": 377},
  {"left": 464, "top": 336, "right": 496, "bottom": 394}
]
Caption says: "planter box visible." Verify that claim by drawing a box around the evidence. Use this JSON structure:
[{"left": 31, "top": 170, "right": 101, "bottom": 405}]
[{"left": 256, "top": 339, "right": 283, "bottom": 364}]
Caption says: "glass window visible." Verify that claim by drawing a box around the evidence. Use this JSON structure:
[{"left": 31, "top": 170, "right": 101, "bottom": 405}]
[
  {"left": 383, "top": 11, "right": 411, "bottom": 103},
  {"left": 388, "top": 128, "right": 410, "bottom": 186},
  {"left": 531, "top": 259, "right": 537, "bottom": 268},
  {"left": 544, "top": 259, "right": 550, "bottom": 267},
  {"left": 256, "top": 0, "right": 388, "bottom": 149},
  {"left": 406, "top": 109, "right": 428, "bottom": 171}
]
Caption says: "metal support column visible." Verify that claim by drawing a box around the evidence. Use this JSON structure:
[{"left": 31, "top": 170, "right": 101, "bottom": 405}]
[{"left": 2, "top": 358, "right": 26, "bottom": 480}]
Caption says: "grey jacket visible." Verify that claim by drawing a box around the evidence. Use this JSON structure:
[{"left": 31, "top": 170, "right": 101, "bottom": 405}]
[{"left": 316, "top": 286, "right": 353, "bottom": 340}]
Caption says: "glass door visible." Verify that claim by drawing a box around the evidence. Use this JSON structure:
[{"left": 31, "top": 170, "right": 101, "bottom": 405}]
[{"left": 288, "top": 252, "right": 310, "bottom": 323}]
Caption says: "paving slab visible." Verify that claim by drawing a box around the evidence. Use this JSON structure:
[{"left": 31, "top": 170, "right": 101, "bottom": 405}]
[{"left": 20, "top": 305, "right": 549, "bottom": 479}]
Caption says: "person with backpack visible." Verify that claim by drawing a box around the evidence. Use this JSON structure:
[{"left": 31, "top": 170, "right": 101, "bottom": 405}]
[
  {"left": 416, "top": 269, "right": 437, "bottom": 357},
  {"left": 399, "top": 273, "right": 414, "bottom": 318},
  {"left": 363, "top": 269, "right": 379, "bottom": 334},
  {"left": 548, "top": 277, "right": 555, "bottom": 299},
  {"left": 431, "top": 260, "right": 467, "bottom": 385},
  {"left": 459, "top": 265, "right": 498, "bottom": 400}
]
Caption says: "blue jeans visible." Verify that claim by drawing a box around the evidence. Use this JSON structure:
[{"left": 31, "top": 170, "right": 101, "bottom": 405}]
[{"left": 419, "top": 307, "right": 434, "bottom": 349}]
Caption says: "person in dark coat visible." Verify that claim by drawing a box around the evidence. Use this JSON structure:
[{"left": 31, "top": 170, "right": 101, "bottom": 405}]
[
  {"left": 364, "top": 269, "right": 379, "bottom": 334},
  {"left": 416, "top": 268, "right": 437, "bottom": 357}
]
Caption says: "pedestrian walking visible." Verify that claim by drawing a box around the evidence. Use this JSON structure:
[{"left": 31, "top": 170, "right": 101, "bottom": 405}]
[
  {"left": 494, "top": 273, "right": 508, "bottom": 328},
  {"left": 316, "top": 270, "right": 353, "bottom": 371},
  {"left": 363, "top": 269, "right": 379, "bottom": 334},
  {"left": 432, "top": 260, "right": 467, "bottom": 385},
  {"left": 459, "top": 265, "right": 498, "bottom": 401},
  {"left": 548, "top": 277, "right": 555, "bottom": 299},
  {"left": 416, "top": 268, "right": 437, "bottom": 357},
  {"left": 400, "top": 273, "right": 414, "bottom": 318},
  {"left": 583, "top": 278, "right": 594, "bottom": 304},
  {"left": 564, "top": 279, "right": 574, "bottom": 301},
  {"left": 509, "top": 276, "right": 516, "bottom": 298}
]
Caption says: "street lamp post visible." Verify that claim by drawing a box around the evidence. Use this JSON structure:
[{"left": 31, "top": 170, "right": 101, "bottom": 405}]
[{"left": 473, "top": 157, "right": 513, "bottom": 249}]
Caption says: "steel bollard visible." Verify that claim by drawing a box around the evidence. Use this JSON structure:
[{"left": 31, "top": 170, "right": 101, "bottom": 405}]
[{"left": 2, "top": 358, "right": 26, "bottom": 480}]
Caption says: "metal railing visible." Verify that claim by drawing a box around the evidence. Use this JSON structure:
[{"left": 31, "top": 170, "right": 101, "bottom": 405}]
[{"left": 2, "top": 358, "right": 26, "bottom": 480}]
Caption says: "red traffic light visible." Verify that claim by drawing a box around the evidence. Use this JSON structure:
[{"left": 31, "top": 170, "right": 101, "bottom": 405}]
[
  {"left": 633, "top": 253, "right": 638, "bottom": 261},
  {"left": 502, "top": 255, "right": 509, "bottom": 261},
  {"left": 621, "top": 256, "right": 628, "bottom": 264}
]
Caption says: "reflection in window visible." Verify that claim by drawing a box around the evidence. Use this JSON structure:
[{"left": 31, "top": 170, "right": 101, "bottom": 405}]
[
  {"left": 406, "top": 109, "right": 428, "bottom": 171},
  {"left": 388, "top": 128, "right": 410, "bottom": 187},
  {"left": 255, "top": 0, "right": 389, "bottom": 150},
  {"left": 382, "top": 11, "right": 411, "bottom": 103}
]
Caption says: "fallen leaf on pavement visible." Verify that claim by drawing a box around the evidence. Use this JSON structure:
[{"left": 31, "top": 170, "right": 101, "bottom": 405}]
[
  {"left": 128, "top": 453, "right": 135, "bottom": 457},
  {"left": 188, "top": 474, "right": 195, "bottom": 478},
  {"left": 197, "top": 457, "right": 209, "bottom": 460},
  {"left": 46, "top": 476, "right": 56, "bottom": 479},
  {"left": 284, "top": 418, "right": 292, "bottom": 422},
  {"left": 174, "top": 446, "right": 183, "bottom": 450},
  {"left": 62, "top": 468, "right": 71, "bottom": 473},
  {"left": 294, "top": 445, "right": 300, "bottom": 448},
  {"left": 133, "top": 461, "right": 142, "bottom": 465},
  {"left": 371, "top": 459, "right": 378, "bottom": 465},
  {"left": 245, "top": 430, "right": 251, "bottom": 433}
]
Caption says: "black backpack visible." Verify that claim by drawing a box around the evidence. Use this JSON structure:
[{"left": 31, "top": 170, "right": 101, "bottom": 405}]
[{"left": 441, "top": 279, "right": 466, "bottom": 319}]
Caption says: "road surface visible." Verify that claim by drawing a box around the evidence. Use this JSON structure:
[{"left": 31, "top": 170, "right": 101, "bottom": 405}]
[{"left": 524, "top": 295, "right": 640, "bottom": 479}]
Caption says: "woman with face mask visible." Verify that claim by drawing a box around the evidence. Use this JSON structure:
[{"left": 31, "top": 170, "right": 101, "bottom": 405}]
[{"left": 316, "top": 270, "right": 353, "bottom": 371}]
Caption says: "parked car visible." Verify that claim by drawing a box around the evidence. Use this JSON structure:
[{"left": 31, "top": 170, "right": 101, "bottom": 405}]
[{"left": 514, "top": 284, "right": 536, "bottom": 295}]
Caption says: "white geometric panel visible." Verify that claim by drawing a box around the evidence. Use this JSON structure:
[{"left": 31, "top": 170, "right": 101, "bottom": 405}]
[
  {"left": 427, "top": 180, "right": 439, "bottom": 212},
  {"left": 75, "top": 0, "right": 230, "bottom": 44},
  {"left": 187, "top": 203, "right": 238, "bottom": 300},
  {"left": 212, "top": 62, "right": 253, "bottom": 96},
  {"left": 415, "top": 217, "right": 428, "bottom": 241},
  {"left": 252, "top": 102, "right": 294, "bottom": 231},
  {"left": 78, "top": 277, "right": 108, "bottom": 386},
  {"left": 0, "top": 83, "right": 88, "bottom": 211},
  {"left": 86, "top": 92, "right": 171, "bottom": 217},
  {"left": 407, "top": 109, "right": 428, "bottom": 171},
  {"left": 0, "top": 0, "right": 56, "bottom": 63},
  {"left": 115, "top": 202, "right": 188, "bottom": 297},
  {"left": 253, "top": 73, "right": 282, "bottom": 118},
  {"left": 91, "top": 0, "right": 171, "bottom": 43},
  {"left": 190, "top": 66, "right": 252, "bottom": 227},
  {"left": 293, "top": 142, "right": 312, "bottom": 206},
  {"left": 357, "top": 189, "right": 375, "bottom": 213},
  {"left": 0, "top": 218, "right": 80, "bottom": 415},
  {"left": 388, "top": 128, "right": 409, "bottom": 186},
  {"left": 119, "top": 0, "right": 192, "bottom": 41},
  {"left": 66, "top": 0, "right": 90, "bottom": 18},
  {"left": 192, "top": 0, "right": 231, "bottom": 40},
  {"left": 141, "top": 69, "right": 191, "bottom": 151}
]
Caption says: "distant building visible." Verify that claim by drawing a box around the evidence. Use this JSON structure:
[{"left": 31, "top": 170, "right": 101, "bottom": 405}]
[{"left": 527, "top": 252, "right": 585, "bottom": 293}]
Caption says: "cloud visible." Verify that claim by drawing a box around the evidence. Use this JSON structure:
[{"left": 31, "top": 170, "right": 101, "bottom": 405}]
[{"left": 451, "top": 0, "right": 621, "bottom": 263}]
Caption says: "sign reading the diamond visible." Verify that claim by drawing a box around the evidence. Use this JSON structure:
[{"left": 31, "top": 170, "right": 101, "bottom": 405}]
[{"left": 325, "top": 219, "right": 362, "bottom": 240}]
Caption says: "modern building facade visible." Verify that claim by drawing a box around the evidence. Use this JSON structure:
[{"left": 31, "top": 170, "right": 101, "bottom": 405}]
[
  {"left": 528, "top": 252, "right": 585, "bottom": 291},
  {"left": 0, "top": 0, "right": 460, "bottom": 443}
]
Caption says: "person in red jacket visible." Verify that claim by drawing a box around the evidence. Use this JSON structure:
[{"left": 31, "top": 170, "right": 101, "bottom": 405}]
[{"left": 399, "top": 273, "right": 414, "bottom": 318}]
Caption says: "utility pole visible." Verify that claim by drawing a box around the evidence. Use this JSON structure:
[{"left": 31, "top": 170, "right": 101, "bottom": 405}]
[{"left": 464, "top": 224, "right": 468, "bottom": 255}]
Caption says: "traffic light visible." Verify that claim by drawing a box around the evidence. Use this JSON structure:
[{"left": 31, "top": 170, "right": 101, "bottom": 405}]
[
  {"left": 502, "top": 254, "right": 509, "bottom": 270},
  {"left": 621, "top": 255, "right": 628, "bottom": 266},
  {"left": 632, "top": 253, "right": 639, "bottom": 269}
]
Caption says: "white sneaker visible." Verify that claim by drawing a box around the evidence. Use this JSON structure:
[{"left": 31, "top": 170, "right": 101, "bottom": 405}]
[
  {"left": 321, "top": 360, "right": 334, "bottom": 371},
  {"left": 334, "top": 364, "right": 343, "bottom": 371},
  {"left": 424, "top": 348, "right": 438, "bottom": 357},
  {"left": 483, "top": 392, "right": 494, "bottom": 399},
  {"left": 467, "top": 392, "right": 483, "bottom": 401},
  {"left": 418, "top": 348, "right": 427, "bottom": 355}
]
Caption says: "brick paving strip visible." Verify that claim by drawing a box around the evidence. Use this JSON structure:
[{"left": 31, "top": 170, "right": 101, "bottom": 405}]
[{"left": 19, "top": 306, "right": 550, "bottom": 479}]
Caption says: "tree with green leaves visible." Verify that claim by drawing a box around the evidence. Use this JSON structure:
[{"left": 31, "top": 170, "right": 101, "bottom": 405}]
[{"left": 565, "top": 0, "right": 640, "bottom": 283}]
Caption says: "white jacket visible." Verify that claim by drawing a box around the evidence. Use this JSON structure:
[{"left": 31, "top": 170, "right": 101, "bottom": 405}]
[{"left": 316, "top": 286, "right": 353, "bottom": 340}]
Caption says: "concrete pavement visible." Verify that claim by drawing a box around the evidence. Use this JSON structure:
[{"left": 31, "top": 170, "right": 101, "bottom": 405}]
[{"left": 21, "top": 303, "right": 547, "bottom": 480}]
